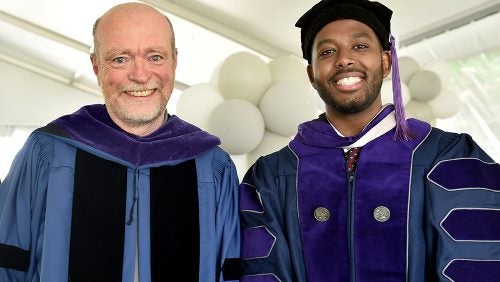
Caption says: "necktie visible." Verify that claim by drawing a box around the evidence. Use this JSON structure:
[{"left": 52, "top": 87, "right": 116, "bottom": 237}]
[{"left": 345, "top": 147, "right": 362, "bottom": 176}]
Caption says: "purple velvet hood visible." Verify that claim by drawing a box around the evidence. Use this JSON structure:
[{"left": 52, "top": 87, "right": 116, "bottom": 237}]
[{"left": 40, "top": 104, "right": 220, "bottom": 166}]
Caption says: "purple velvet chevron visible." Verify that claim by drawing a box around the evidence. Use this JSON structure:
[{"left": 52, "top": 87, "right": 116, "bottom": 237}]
[
  {"left": 441, "top": 209, "right": 500, "bottom": 241},
  {"left": 241, "top": 274, "right": 280, "bottom": 282},
  {"left": 429, "top": 159, "right": 500, "bottom": 191},
  {"left": 444, "top": 260, "right": 500, "bottom": 281},
  {"left": 240, "top": 183, "right": 264, "bottom": 213},
  {"left": 242, "top": 226, "right": 275, "bottom": 259}
]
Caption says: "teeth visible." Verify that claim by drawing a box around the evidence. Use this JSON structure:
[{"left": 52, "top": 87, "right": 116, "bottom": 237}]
[
  {"left": 337, "top": 77, "right": 361, "bottom": 86},
  {"left": 127, "top": 89, "right": 154, "bottom": 97}
]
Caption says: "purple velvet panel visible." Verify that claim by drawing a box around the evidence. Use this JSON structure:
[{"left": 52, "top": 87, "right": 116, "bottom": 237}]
[
  {"left": 240, "top": 183, "right": 264, "bottom": 213},
  {"left": 290, "top": 116, "right": 430, "bottom": 282},
  {"left": 50, "top": 105, "right": 220, "bottom": 166},
  {"left": 444, "top": 260, "right": 500, "bottom": 281},
  {"left": 242, "top": 226, "right": 275, "bottom": 259},
  {"left": 429, "top": 159, "right": 500, "bottom": 191},
  {"left": 241, "top": 274, "right": 280, "bottom": 282},
  {"left": 289, "top": 142, "right": 350, "bottom": 281},
  {"left": 441, "top": 209, "right": 500, "bottom": 241}
]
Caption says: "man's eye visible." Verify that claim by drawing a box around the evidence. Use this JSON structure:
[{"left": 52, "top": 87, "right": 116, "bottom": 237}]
[
  {"left": 150, "top": 55, "right": 163, "bottom": 62},
  {"left": 354, "top": 44, "right": 368, "bottom": 50},
  {"left": 113, "top": 57, "right": 126, "bottom": 64},
  {"left": 320, "top": 49, "right": 335, "bottom": 56}
]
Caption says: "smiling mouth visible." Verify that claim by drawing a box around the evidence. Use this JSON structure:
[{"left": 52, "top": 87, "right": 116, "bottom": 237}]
[
  {"left": 125, "top": 89, "right": 156, "bottom": 97},
  {"left": 336, "top": 77, "right": 362, "bottom": 86}
]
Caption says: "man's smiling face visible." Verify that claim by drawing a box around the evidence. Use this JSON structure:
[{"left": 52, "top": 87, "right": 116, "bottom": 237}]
[{"left": 307, "top": 19, "right": 390, "bottom": 115}]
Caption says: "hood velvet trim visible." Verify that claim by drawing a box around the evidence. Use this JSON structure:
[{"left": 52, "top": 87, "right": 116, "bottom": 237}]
[{"left": 38, "top": 104, "right": 220, "bottom": 166}]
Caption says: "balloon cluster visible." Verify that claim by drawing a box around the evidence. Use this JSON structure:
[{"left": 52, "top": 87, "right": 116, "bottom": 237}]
[
  {"left": 176, "top": 51, "right": 318, "bottom": 167},
  {"left": 380, "top": 57, "right": 460, "bottom": 126}
]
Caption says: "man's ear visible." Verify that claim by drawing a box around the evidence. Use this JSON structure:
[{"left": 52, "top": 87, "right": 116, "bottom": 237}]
[
  {"left": 382, "top": 51, "right": 391, "bottom": 78},
  {"left": 90, "top": 54, "right": 101, "bottom": 87},
  {"left": 307, "top": 64, "right": 315, "bottom": 86},
  {"left": 90, "top": 54, "right": 99, "bottom": 76},
  {"left": 173, "top": 48, "right": 178, "bottom": 69}
]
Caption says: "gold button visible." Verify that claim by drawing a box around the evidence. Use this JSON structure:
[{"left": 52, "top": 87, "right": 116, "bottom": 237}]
[
  {"left": 373, "top": 206, "right": 390, "bottom": 222},
  {"left": 314, "top": 207, "right": 330, "bottom": 222}
]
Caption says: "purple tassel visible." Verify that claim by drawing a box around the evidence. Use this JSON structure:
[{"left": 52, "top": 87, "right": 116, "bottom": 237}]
[{"left": 390, "top": 35, "right": 416, "bottom": 141}]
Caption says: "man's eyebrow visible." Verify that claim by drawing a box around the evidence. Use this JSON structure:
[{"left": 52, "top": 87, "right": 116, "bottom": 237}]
[
  {"left": 315, "top": 38, "right": 335, "bottom": 48},
  {"left": 103, "top": 49, "right": 132, "bottom": 60},
  {"left": 351, "top": 31, "right": 375, "bottom": 40},
  {"left": 315, "top": 32, "right": 374, "bottom": 47},
  {"left": 102, "top": 47, "right": 171, "bottom": 61},
  {"left": 147, "top": 47, "right": 169, "bottom": 53}
]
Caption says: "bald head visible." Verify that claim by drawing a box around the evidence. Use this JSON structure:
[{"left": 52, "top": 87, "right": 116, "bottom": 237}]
[
  {"left": 92, "top": 3, "right": 175, "bottom": 57},
  {"left": 89, "top": 2, "right": 178, "bottom": 136}
]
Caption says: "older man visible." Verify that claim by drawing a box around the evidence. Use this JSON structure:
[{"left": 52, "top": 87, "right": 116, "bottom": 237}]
[{"left": 0, "top": 3, "right": 239, "bottom": 281}]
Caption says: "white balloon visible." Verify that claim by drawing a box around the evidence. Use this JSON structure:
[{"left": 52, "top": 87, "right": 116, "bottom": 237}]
[
  {"left": 247, "top": 130, "right": 292, "bottom": 166},
  {"left": 210, "top": 62, "right": 222, "bottom": 86},
  {"left": 423, "top": 59, "right": 455, "bottom": 86},
  {"left": 429, "top": 89, "right": 461, "bottom": 119},
  {"left": 398, "top": 56, "right": 420, "bottom": 83},
  {"left": 268, "top": 55, "right": 310, "bottom": 85},
  {"left": 176, "top": 83, "right": 224, "bottom": 130},
  {"left": 408, "top": 70, "right": 442, "bottom": 102},
  {"left": 217, "top": 51, "right": 272, "bottom": 105},
  {"left": 259, "top": 81, "right": 318, "bottom": 137},
  {"left": 304, "top": 85, "right": 325, "bottom": 111},
  {"left": 405, "top": 99, "right": 436, "bottom": 125},
  {"left": 207, "top": 99, "right": 265, "bottom": 155},
  {"left": 304, "top": 84, "right": 325, "bottom": 111},
  {"left": 380, "top": 79, "right": 410, "bottom": 105}
]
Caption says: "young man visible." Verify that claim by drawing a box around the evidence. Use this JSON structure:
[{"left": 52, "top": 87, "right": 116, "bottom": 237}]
[
  {"left": 0, "top": 3, "right": 239, "bottom": 281},
  {"left": 239, "top": 0, "right": 500, "bottom": 281}
]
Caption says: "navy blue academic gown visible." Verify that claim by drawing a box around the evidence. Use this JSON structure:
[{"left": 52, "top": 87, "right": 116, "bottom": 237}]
[{"left": 240, "top": 105, "right": 500, "bottom": 282}]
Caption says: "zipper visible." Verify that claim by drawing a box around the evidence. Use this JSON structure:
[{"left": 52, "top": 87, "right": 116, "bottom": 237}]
[{"left": 348, "top": 173, "right": 356, "bottom": 282}]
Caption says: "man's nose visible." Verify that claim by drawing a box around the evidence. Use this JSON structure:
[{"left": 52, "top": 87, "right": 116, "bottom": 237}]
[
  {"left": 335, "top": 50, "right": 355, "bottom": 68},
  {"left": 128, "top": 59, "right": 152, "bottom": 83}
]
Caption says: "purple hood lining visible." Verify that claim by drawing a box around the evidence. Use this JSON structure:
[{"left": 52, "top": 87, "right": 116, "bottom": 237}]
[{"left": 41, "top": 104, "right": 220, "bottom": 166}]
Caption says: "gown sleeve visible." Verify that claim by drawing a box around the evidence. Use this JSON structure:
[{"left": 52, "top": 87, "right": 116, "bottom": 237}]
[
  {"left": 423, "top": 131, "right": 500, "bottom": 281},
  {"left": 239, "top": 147, "right": 306, "bottom": 282},
  {"left": 212, "top": 150, "right": 241, "bottom": 282},
  {"left": 0, "top": 133, "right": 53, "bottom": 281}
]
